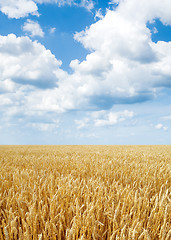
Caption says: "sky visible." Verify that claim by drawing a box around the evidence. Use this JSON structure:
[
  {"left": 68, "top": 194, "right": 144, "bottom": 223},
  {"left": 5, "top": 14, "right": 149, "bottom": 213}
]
[{"left": 0, "top": 0, "right": 171, "bottom": 145}]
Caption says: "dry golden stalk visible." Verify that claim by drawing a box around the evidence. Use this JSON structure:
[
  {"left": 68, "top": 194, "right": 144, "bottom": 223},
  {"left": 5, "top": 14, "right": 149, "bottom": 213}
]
[{"left": 0, "top": 145, "right": 170, "bottom": 240}]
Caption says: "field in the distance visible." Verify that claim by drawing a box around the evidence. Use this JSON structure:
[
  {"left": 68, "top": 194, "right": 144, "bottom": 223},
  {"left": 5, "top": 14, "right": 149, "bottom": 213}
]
[{"left": 0, "top": 145, "right": 170, "bottom": 240}]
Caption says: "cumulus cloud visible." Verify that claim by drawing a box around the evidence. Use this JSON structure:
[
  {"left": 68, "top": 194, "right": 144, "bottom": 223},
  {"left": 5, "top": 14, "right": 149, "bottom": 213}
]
[
  {"left": 0, "top": 0, "right": 94, "bottom": 18},
  {"left": 0, "top": 79, "right": 16, "bottom": 93},
  {"left": 74, "top": 12, "right": 155, "bottom": 63},
  {"left": 0, "top": 34, "right": 61, "bottom": 88},
  {"left": 72, "top": 0, "right": 171, "bottom": 108},
  {"left": 0, "top": 34, "right": 66, "bottom": 132},
  {"left": 75, "top": 110, "right": 134, "bottom": 128},
  {"left": 0, "top": 0, "right": 38, "bottom": 18},
  {"left": 1, "top": 0, "right": 171, "bottom": 126},
  {"left": 117, "top": 0, "right": 171, "bottom": 25},
  {"left": 22, "top": 19, "right": 44, "bottom": 37},
  {"left": 0, "top": 94, "right": 13, "bottom": 106},
  {"left": 93, "top": 110, "right": 134, "bottom": 127}
]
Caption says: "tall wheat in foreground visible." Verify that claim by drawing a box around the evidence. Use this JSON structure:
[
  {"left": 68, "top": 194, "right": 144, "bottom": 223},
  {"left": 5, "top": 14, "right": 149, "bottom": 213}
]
[{"left": 0, "top": 145, "right": 170, "bottom": 239}]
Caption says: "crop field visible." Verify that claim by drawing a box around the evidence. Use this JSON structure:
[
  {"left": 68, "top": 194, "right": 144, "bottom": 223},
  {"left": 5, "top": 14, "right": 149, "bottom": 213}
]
[{"left": 0, "top": 145, "right": 170, "bottom": 240}]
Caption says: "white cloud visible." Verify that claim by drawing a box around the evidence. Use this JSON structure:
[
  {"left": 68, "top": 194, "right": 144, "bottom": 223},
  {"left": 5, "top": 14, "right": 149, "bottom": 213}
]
[
  {"left": 109, "top": 0, "right": 121, "bottom": 5},
  {"left": 0, "top": 34, "right": 61, "bottom": 88},
  {"left": 75, "top": 110, "right": 134, "bottom": 128},
  {"left": 117, "top": 0, "right": 171, "bottom": 25},
  {"left": 49, "top": 27, "right": 56, "bottom": 34},
  {"left": 1, "top": 0, "right": 171, "bottom": 127},
  {"left": 93, "top": 110, "right": 134, "bottom": 127},
  {"left": 22, "top": 19, "right": 44, "bottom": 37},
  {"left": 151, "top": 41, "right": 171, "bottom": 87},
  {"left": 0, "top": 79, "right": 16, "bottom": 93},
  {"left": 78, "top": 0, "right": 94, "bottom": 11},
  {"left": 75, "top": 118, "right": 90, "bottom": 129},
  {"left": 94, "top": 8, "right": 103, "bottom": 21},
  {"left": 0, "top": 0, "right": 38, "bottom": 18},
  {"left": 0, "top": 34, "right": 66, "bottom": 129},
  {"left": 74, "top": 9, "right": 155, "bottom": 62},
  {"left": 35, "top": 0, "right": 74, "bottom": 4},
  {"left": 0, "top": 0, "right": 94, "bottom": 18},
  {"left": 155, "top": 123, "right": 168, "bottom": 131},
  {"left": 71, "top": 0, "right": 171, "bottom": 107},
  {"left": 35, "top": 0, "right": 94, "bottom": 11},
  {"left": 0, "top": 95, "right": 13, "bottom": 106}
]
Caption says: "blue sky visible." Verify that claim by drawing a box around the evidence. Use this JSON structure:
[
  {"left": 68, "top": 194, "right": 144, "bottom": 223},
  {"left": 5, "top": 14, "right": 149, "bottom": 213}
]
[{"left": 0, "top": 0, "right": 171, "bottom": 144}]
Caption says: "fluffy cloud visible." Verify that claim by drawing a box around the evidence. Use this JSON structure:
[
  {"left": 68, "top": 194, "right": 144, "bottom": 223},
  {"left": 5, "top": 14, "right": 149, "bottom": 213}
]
[
  {"left": 1, "top": 0, "right": 171, "bottom": 126},
  {"left": 75, "top": 110, "right": 134, "bottom": 128},
  {"left": 0, "top": 79, "right": 16, "bottom": 93},
  {"left": 77, "top": 0, "right": 94, "bottom": 11},
  {"left": 0, "top": 0, "right": 38, "bottom": 18},
  {"left": 117, "top": 0, "right": 171, "bottom": 25},
  {"left": 74, "top": 11, "right": 155, "bottom": 63},
  {"left": 0, "top": 0, "right": 94, "bottom": 18},
  {"left": 93, "top": 110, "right": 134, "bottom": 127},
  {"left": 22, "top": 19, "right": 44, "bottom": 37},
  {"left": 0, "top": 34, "right": 61, "bottom": 88},
  {"left": 0, "top": 33, "right": 66, "bottom": 131},
  {"left": 72, "top": 0, "right": 171, "bottom": 108}
]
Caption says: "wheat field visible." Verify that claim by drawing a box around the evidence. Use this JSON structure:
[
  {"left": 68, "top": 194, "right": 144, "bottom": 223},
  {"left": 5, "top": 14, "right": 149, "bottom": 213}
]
[{"left": 0, "top": 145, "right": 170, "bottom": 240}]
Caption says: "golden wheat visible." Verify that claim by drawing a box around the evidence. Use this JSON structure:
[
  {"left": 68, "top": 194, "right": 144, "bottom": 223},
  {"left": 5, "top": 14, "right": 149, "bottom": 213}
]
[{"left": 0, "top": 145, "right": 170, "bottom": 239}]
